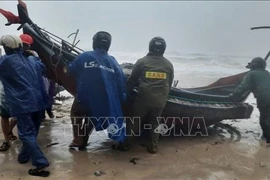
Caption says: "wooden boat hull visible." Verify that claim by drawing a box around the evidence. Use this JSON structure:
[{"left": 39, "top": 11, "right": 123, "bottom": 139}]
[
  {"left": 163, "top": 98, "right": 252, "bottom": 126},
  {"left": 21, "top": 23, "right": 253, "bottom": 127},
  {"left": 0, "top": 2, "right": 254, "bottom": 130}
]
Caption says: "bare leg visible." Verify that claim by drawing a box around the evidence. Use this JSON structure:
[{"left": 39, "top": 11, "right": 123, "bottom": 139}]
[
  {"left": 1, "top": 117, "right": 9, "bottom": 142},
  {"left": 9, "top": 118, "right": 17, "bottom": 133},
  {"left": 8, "top": 118, "right": 17, "bottom": 140},
  {"left": 0, "top": 117, "right": 11, "bottom": 151}
]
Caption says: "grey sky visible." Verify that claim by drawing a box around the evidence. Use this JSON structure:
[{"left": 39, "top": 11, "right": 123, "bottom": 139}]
[{"left": 1, "top": 1, "right": 270, "bottom": 56}]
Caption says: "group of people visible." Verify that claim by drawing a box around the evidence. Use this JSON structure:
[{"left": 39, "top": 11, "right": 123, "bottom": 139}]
[
  {"left": 66, "top": 34, "right": 174, "bottom": 154},
  {"left": 0, "top": 31, "right": 174, "bottom": 177},
  {"left": 0, "top": 29, "right": 270, "bottom": 178}
]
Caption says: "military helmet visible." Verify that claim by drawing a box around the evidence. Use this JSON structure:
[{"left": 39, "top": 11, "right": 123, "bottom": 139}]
[
  {"left": 0, "top": 35, "right": 22, "bottom": 49},
  {"left": 149, "top": 37, "right": 166, "bottom": 55},
  {"left": 246, "top": 57, "right": 266, "bottom": 69},
  {"left": 92, "top": 31, "right": 111, "bottom": 51}
]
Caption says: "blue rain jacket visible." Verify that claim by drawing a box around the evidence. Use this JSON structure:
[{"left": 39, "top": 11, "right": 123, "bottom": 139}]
[
  {"left": 0, "top": 52, "right": 49, "bottom": 116},
  {"left": 68, "top": 49, "right": 126, "bottom": 142}
]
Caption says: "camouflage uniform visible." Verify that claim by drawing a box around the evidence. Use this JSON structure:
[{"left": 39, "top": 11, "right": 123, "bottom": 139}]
[{"left": 126, "top": 52, "right": 174, "bottom": 152}]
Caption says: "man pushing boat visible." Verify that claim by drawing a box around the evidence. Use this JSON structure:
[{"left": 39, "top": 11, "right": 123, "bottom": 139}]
[
  {"left": 229, "top": 57, "right": 270, "bottom": 147},
  {"left": 113, "top": 37, "right": 174, "bottom": 153},
  {"left": 65, "top": 31, "right": 127, "bottom": 149}
]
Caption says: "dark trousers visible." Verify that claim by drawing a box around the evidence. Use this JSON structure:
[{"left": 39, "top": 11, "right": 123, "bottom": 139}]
[
  {"left": 126, "top": 99, "right": 164, "bottom": 149},
  {"left": 259, "top": 106, "right": 270, "bottom": 143},
  {"left": 16, "top": 110, "right": 49, "bottom": 167},
  {"left": 46, "top": 107, "right": 53, "bottom": 116},
  {"left": 70, "top": 98, "right": 94, "bottom": 146}
]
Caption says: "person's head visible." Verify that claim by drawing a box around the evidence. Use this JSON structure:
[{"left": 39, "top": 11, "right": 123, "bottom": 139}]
[
  {"left": 19, "top": 34, "right": 33, "bottom": 51},
  {"left": 246, "top": 57, "right": 266, "bottom": 70},
  {"left": 149, "top": 37, "right": 166, "bottom": 56},
  {"left": 0, "top": 35, "right": 22, "bottom": 55},
  {"left": 92, "top": 31, "right": 111, "bottom": 52}
]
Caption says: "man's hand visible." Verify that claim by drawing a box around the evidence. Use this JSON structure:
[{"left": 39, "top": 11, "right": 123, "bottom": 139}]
[{"left": 26, "top": 50, "right": 39, "bottom": 57}]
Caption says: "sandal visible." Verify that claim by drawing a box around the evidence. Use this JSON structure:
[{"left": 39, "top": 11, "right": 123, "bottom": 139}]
[
  {"left": 0, "top": 142, "right": 10, "bottom": 151},
  {"left": 28, "top": 167, "right": 50, "bottom": 177},
  {"left": 111, "top": 143, "right": 130, "bottom": 151},
  {"left": 8, "top": 132, "right": 17, "bottom": 141},
  {"left": 48, "top": 112, "right": 54, "bottom": 119}
]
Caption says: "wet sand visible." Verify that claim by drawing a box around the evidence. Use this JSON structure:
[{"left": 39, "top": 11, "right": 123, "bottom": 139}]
[{"left": 1, "top": 95, "right": 270, "bottom": 180}]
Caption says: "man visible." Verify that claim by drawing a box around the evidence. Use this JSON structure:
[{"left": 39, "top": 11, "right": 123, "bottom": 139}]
[
  {"left": 19, "top": 33, "right": 54, "bottom": 119},
  {"left": 66, "top": 31, "right": 126, "bottom": 149},
  {"left": 229, "top": 57, "right": 270, "bottom": 146},
  {"left": 119, "top": 37, "right": 174, "bottom": 154},
  {"left": 0, "top": 33, "right": 37, "bottom": 152},
  {"left": 0, "top": 35, "right": 50, "bottom": 177}
]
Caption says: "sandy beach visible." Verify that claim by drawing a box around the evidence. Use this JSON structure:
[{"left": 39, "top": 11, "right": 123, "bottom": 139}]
[{"left": 0, "top": 90, "right": 270, "bottom": 180}]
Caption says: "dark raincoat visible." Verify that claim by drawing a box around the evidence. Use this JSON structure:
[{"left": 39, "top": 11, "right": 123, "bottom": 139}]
[{"left": 0, "top": 51, "right": 49, "bottom": 167}]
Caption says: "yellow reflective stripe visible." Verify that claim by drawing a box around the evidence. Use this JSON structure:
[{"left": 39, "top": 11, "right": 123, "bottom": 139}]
[{"left": 145, "top": 71, "right": 167, "bottom": 79}]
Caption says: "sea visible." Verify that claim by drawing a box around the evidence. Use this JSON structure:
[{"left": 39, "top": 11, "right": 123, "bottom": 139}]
[{"left": 113, "top": 51, "right": 256, "bottom": 87}]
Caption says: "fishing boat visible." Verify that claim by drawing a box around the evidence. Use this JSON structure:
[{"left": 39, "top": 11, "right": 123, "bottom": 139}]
[{"left": 0, "top": 0, "right": 254, "bottom": 128}]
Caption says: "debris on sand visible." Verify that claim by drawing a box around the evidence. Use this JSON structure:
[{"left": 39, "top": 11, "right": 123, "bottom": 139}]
[
  {"left": 93, "top": 161, "right": 101, "bottom": 165},
  {"left": 46, "top": 142, "right": 59, "bottom": 148},
  {"left": 56, "top": 114, "right": 65, "bottom": 118},
  {"left": 53, "top": 100, "right": 63, "bottom": 105},
  {"left": 130, "top": 158, "right": 140, "bottom": 165},
  {"left": 259, "top": 162, "right": 266, "bottom": 167},
  {"left": 54, "top": 96, "right": 72, "bottom": 102},
  {"left": 212, "top": 141, "right": 221, "bottom": 146},
  {"left": 94, "top": 171, "right": 105, "bottom": 176}
]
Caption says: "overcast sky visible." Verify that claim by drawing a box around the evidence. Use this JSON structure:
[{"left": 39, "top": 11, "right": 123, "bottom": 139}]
[{"left": 1, "top": 1, "right": 270, "bottom": 57}]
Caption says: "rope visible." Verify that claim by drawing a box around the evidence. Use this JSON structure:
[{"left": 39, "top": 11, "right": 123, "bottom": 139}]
[
  {"left": 49, "top": 41, "right": 64, "bottom": 100},
  {"left": 168, "top": 95, "right": 237, "bottom": 105}
]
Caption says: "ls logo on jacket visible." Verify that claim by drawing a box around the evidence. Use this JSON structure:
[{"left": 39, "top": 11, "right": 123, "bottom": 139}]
[{"left": 84, "top": 61, "right": 115, "bottom": 73}]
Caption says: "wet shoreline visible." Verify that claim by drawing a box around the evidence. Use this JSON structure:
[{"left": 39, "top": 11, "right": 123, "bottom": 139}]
[{"left": 1, "top": 94, "right": 270, "bottom": 179}]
